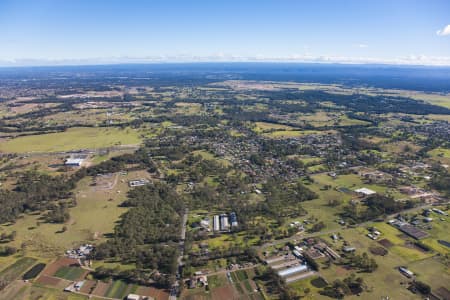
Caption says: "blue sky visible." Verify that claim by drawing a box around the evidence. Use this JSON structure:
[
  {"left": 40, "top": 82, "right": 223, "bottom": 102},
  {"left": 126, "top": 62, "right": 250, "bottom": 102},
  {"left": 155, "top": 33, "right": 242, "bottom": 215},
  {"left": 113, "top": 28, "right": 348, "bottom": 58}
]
[{"left": 0, "top": 0, "right": 449, "bottom": 66}]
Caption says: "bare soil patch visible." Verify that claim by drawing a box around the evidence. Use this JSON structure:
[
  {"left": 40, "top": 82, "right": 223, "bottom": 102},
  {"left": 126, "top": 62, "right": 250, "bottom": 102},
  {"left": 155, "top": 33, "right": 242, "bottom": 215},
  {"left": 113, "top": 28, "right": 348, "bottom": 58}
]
[
  {"left": 211, "top": 284, "right": 240, "bottom": 300},
  {"left": 378, "top": 238, "right": 394, "bottom": 248},
  {"left": 335, "top": 266, "right": 350, "bottom": 276},
  {"left": 79, "top": 279, "right": 97, "bottom": 294},
  {"left": 435, "top": 287, "right": 450, "bottom": 300},
  {"left": 369, "top": 246, "right": 388, "bottom": 256},
  {"left": 135, "top": 286, "right": 170, "bottom": 300},
  {"left": 35, "top": 275, "right": 65, "bottom": 288}
]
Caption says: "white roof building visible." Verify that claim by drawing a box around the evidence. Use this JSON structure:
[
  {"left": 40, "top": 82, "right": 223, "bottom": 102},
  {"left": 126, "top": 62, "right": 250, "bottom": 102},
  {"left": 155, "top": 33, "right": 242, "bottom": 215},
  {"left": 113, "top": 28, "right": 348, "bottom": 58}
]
[
  {"left": 354, "top": 188, "right": 376, "bottom": 196},
  {"left": 65, "top": 158, "right": 84, "bottom": 166},
  {"left": 126, "top": 294, "right": 141, "bottom": 300},
  {"left": 278, "top": 264, "right": 308, "bottom": 277}
]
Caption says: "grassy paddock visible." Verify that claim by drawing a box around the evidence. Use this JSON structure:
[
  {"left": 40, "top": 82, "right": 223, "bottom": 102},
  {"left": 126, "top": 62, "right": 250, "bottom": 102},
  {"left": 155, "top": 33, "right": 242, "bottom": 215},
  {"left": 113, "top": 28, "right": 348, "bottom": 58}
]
[{"left": 0, "top": 127, "right": 142, "bottom": 153}]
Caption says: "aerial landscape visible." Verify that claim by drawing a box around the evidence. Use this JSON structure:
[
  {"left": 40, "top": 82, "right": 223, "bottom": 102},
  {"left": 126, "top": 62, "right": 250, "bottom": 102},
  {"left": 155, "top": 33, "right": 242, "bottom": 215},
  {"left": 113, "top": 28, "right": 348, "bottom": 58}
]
[{"left": 0, "top": 1, "right": 449, "bottom": 300}]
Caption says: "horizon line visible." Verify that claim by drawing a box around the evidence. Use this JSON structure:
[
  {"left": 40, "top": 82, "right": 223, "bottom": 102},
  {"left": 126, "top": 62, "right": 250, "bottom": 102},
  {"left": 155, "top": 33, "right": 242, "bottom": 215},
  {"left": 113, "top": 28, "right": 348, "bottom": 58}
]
[{"left": 1, "top": 54, "right": 450, "bottom": 68}]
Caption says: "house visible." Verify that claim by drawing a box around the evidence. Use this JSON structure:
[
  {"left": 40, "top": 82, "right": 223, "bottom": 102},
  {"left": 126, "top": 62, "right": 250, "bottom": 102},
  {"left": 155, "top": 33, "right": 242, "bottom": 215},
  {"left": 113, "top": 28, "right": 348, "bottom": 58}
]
[
  {"left": 354, "top": 187, "right": 376, "bottom": 196},
  {"left": 65, "top": 158, "right": 84, "bottom": 166},
  {"left": 343, "top": 246, "right": 356, "bottom": 253},
  {"left": 129, "top": 179, "right": 150, "bottom": 187}
]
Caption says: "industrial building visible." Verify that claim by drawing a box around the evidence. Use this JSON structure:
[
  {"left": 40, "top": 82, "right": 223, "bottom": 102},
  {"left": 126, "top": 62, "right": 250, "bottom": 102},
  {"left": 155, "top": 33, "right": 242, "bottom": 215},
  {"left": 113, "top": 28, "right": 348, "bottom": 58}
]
[
  {"left": 213, "top": 215, "right": 220, "bottom": 232},
  {"left": 220, "top": 214, "right": 230, "bottom": 231},
  {"left": 229, "top": 211, "right": 238, "bottom": 227}
]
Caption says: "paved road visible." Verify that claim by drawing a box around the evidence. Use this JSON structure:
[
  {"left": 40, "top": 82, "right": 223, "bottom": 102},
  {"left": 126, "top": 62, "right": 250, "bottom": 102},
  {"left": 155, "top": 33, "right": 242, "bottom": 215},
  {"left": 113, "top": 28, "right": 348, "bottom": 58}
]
[{"left": 170, "top": 208, "right": 189, "bottom": 300}]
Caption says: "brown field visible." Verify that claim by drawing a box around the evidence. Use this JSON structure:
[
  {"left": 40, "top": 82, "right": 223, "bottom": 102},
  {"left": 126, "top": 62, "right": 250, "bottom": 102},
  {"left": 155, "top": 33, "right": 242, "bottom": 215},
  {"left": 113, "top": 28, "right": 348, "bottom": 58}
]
[
  {"left": 369, "top": 246, "right": 388, "bottom": 256},
  {"left": 378, "top": 238, "right": 394, "bottom": 248},
  {"left": 136, "top": 286, "right": 170, "bottom": 300},
  {"left": 92, "top": 281, "right": 111, "bottom": 297},
  {"left": 80, "top": 279, "right": 97, "bottom": 294},
  {"left": 35, "top": 275, "right": 68, "bottom": 289},
  {"left": 40, "top": 257, "right": 80, "bottom": 277},
  {"left": 211, "top": 284, "right": 240, "bottom": 300}
]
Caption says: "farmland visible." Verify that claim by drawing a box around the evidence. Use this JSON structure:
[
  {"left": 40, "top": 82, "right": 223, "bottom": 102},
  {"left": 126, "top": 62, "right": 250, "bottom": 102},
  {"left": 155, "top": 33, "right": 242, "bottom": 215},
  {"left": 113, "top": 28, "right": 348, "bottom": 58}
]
[{"left": 0, "top": 66, "right": 449, "bottom": 300}]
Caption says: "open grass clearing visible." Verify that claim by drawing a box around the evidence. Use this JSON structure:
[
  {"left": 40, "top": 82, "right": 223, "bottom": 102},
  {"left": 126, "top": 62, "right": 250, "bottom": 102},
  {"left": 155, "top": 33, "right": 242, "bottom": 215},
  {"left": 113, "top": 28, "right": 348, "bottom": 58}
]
[
  {"left": 253, "top": 122, "right": 295, "bottom": 133},
  {"left": 0, "top": 126, "right": 142, "bottom": 153}
]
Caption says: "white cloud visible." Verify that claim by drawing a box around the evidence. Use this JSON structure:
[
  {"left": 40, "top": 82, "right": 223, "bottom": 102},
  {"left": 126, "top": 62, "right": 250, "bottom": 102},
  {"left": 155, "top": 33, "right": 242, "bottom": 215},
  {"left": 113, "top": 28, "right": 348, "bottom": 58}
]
[
  {"left": 436, "top": 24, "right": 450, "bottom": 36},
  {"left": 355, "top": 44, "right": 368, "bottom": 48},
  {"left": 2, "top": 54, "right": 450, "bottom": 67}
]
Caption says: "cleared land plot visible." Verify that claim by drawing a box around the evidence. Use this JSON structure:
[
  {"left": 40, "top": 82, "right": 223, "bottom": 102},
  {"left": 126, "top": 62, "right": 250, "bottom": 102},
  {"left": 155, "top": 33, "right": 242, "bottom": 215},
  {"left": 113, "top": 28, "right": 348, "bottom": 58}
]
[
  {"left": 0, "top": 257, "right": 37, "bottom": 282},
  {"left": 92, "top": 281, "right": 111, "bottom": 297},
  {"left": 211, "top": 284, "right": 240, "bottom": 300},
  {"left": 79, "top": 279, "right": 97, "bottom": 294},
  {"left": 0, "top": 127, "right": 142, "bottom": 153},
  {"left": 36, "top": 275, "right": 68, "bottom": 289},
  {"left": 136, "top": 286, "right": 170, "bottom": 300}
]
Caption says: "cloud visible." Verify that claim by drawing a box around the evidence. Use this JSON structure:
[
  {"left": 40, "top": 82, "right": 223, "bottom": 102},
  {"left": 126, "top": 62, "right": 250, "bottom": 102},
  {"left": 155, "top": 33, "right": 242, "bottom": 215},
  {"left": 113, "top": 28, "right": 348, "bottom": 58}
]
[
  {"left": 436, "top": 24, "right": 450, "bottom": 36},
  {"left": 2, "top": 54, "right": 450, "bottom": 67},
  {"left": 354, "top": 44, "right": 368, "bottom": 48}
]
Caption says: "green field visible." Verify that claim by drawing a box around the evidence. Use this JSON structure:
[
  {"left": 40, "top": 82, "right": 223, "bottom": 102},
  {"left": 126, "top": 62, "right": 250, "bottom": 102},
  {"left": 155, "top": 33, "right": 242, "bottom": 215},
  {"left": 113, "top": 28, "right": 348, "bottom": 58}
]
[
  {"left": 0, "top": 257, "right": 37, "bottom": 282},
  {"left": 0, "top": 126, "right": 142, "bottom": 153},
  {"left": 253, "top": 121, "right": 295, "bottom": 132},
  {"left": 263, "top": 130, "right": 327, "bottom": 138},
  {"left": 105, "top": 280, "right": 129, "bottom": 299},
  {"left": 54, "top": 266, "right": 86, "bottom": 281}
]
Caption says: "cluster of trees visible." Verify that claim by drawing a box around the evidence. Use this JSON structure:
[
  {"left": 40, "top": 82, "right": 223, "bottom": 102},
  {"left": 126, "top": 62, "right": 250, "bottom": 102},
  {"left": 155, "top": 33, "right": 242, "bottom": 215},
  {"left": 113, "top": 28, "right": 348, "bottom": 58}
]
[
  {"left": 342, "top": 194, "right": 415, "bottom": 223},
  {"left": 342, "top": 252, "right": 378, "bottom": 273},
  {"left": 0, "top": 171, "right": 76, "bottom": 224},
  {"left": 93, "top": 182, "right": 184, "bottom": 287},
  {"left": 0, "top": 147, "right": 160, "bottom": 225},
  {"left": 0, "top": 246, "right": 17, "bottom": 256},
  {"left": 430, "top": 167, "right": 450, "bottom": 196},
  {"left": 43, "top": 204, "right": 70, "bottom": 223},
  {"left": 0, "top": 231, "right": 16, "bottom": 242},
  {"left": 262, "top": 179, "right": 317, "bottom": 219},
  {"left": 320, "top": 273, "right": 365, "bottom": 298},
  {"left": 92, "top": 263, "right": 174, "bottom": 288}
]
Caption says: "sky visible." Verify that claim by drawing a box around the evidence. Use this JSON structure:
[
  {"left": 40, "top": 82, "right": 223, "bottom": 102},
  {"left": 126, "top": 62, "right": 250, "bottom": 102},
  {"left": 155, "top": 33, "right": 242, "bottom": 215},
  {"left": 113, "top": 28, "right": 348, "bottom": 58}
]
[{"left": 0, "top": 0, "right": 449, "bottom": 66}]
